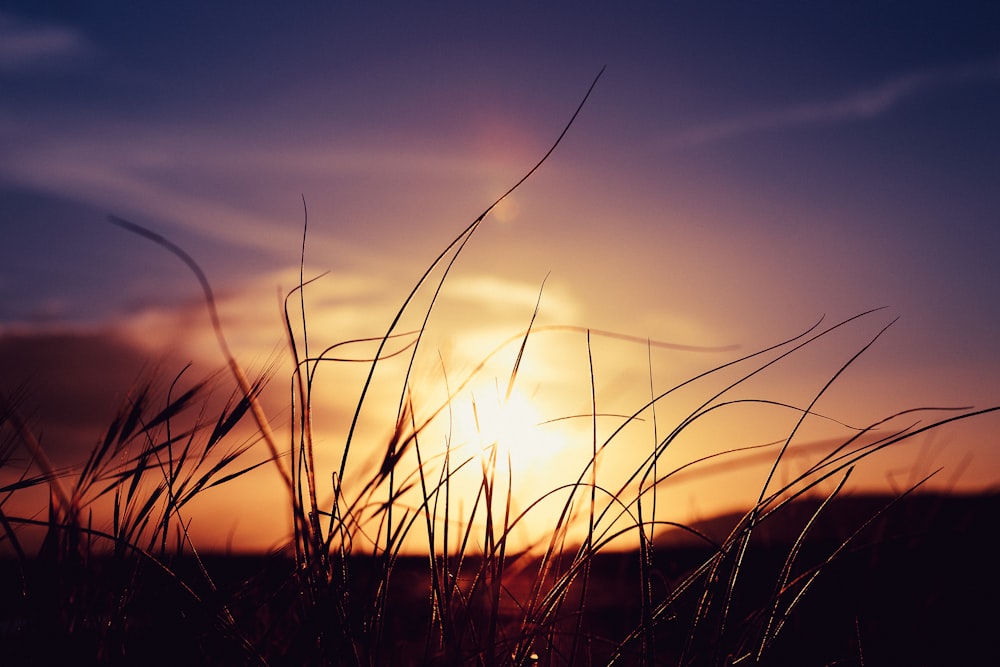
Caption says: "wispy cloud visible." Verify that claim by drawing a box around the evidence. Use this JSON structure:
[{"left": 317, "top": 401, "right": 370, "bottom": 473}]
[
  {"left": 667, "top": 56, "right": 1000, "bottom": 147},
  {"left": 0, "top": 12, "right": 93, "bottom": 72},
  {"left": 0, "top": 112, "right": 516, "bottom": 265}
]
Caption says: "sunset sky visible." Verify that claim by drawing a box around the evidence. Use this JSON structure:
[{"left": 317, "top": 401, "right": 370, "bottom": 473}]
[{"left": 2, "top": 2, "right": 998, "bottom": 552}]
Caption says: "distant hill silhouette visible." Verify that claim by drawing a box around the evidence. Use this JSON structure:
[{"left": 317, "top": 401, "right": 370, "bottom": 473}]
[{"left": 655, "top": 490, "right": 1000, "bottom": 549}]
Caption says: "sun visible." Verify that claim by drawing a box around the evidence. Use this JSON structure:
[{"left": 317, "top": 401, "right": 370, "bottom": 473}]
[{"left": 456, "top": 380, "right": 568, "bottom": 470}]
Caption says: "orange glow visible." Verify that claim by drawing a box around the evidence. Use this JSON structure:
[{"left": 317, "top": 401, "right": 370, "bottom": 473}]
[{"left": 459, "top": 381, "right": 567, "bottom": 466}]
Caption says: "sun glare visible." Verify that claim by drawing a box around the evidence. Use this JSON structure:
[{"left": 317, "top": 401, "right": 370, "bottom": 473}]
[{"left": 456, "top": 381, "right": 568, "bottom": 469}]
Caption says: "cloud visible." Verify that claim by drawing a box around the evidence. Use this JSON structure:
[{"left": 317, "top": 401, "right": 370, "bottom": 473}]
[
  {"left": 0, "top": 113, "right": 510, "bottom": 268},
  {"left": 0, "top": 12, "right": 93, "bottom": 72},
  {"left": 445, "top": 274, "right": 578, "bottom": 320},
  {"left": 0, "top": 329, "right": 155, "bottom": 463},
  {"left": 667, "top": 55, "right": 1000, "bottom": 147},
  {"left": 0, "top": 322, "right": 291, "bottom": 471}
]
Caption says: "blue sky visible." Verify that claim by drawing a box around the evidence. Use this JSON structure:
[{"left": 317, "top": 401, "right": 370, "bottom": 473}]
[{"left": 2, "top": 2, "right": 998, "bottom": 550}]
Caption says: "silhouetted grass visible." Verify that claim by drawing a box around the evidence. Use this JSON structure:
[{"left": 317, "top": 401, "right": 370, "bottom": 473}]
[{"left": 1, "top": 70, "right": 998, "bottom": 665}]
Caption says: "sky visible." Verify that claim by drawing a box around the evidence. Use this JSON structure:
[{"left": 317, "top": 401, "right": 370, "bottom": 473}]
[{"left": 1, "top": 2, "right": 999, "bottom": 553}]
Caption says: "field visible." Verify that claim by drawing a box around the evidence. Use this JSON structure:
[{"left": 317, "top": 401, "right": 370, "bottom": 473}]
[{"left": 1, "top": 494, "right": 996, "bottom": 665}]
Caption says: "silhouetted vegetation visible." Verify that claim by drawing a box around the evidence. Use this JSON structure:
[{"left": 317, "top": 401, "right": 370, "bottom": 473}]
[{"left": 2, "top": 72, "right": 997, "bottom": 665}]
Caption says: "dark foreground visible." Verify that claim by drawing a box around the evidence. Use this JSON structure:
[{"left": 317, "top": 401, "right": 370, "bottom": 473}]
[{"left": 2, "top": 493, "right": 997, "bottom": 666}]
